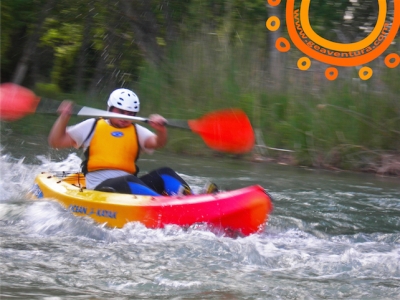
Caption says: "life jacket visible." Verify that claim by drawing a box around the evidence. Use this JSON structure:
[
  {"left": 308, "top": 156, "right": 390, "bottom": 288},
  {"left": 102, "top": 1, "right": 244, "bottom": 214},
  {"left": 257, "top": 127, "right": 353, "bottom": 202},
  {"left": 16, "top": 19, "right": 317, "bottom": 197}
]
[{"left": 81, "top": 119, "right": 140, "bottom": 175}]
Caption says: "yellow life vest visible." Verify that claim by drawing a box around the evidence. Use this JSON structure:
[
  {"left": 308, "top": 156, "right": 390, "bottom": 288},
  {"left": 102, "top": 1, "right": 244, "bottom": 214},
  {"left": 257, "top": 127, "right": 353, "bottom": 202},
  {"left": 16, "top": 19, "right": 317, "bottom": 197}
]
[{"left": 82, "top": 119, "right": 139, "bottom": 174}]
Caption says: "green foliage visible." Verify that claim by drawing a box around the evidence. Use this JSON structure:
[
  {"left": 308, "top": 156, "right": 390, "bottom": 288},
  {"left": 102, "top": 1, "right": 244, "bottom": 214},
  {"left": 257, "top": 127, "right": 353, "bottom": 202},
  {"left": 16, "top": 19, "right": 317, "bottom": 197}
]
[
  {"left": 0, "top": 0, "right": 42, "bottom": 78},
  {"left": 2, "top": 0, "right": 400, "bottom": 172},
  {"left": 40, "top": 19, "right": 83, "bottom": 87},
  {"left": 34, "top": 82, "right": 62, "bottom": 98},
  {"left": 308, "top": 0, "right": 350, "bottom": 29},
  {"left": 135, "top": 30, "right": 400, "bottom": 168}
]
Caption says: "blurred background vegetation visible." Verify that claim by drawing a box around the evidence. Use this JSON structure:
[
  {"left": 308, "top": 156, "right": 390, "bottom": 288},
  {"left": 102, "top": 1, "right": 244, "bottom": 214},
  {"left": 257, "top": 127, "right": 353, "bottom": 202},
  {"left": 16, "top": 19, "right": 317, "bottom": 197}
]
[{"left": 1, "top": 0, "right": 399, "bottom": 175}]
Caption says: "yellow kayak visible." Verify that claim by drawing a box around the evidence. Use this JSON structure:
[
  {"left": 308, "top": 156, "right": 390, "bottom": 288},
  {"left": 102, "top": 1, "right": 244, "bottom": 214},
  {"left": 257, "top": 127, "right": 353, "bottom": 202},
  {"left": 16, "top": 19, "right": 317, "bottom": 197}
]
[{"left": 30, "top": 172, "right": 274, "bottom": 236}]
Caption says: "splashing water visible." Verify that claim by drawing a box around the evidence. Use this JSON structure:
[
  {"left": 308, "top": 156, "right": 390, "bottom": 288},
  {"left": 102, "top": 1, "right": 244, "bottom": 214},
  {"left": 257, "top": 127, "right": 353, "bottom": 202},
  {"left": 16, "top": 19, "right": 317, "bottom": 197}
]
[
  {"left": 0, "top": 152, "right": 82, "bottom": 201},
  {"left": 0, "top": 146, "right": 399, "bottom": 299}
]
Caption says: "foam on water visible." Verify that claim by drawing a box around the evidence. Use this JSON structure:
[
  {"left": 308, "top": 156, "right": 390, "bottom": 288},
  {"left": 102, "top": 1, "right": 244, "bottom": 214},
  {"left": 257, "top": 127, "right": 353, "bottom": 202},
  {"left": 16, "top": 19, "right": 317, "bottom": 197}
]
[
  {"left": 1, "top": 147, "right": 399, "bottom": 299},
  {"left": 0, "top": 151, "right": 82, "bottom": 201}
]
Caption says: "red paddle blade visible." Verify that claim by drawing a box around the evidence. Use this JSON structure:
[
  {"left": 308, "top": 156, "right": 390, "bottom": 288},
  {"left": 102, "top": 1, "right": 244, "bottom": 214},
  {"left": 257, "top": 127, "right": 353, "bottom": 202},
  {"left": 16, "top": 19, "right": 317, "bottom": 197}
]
[
  {"left": 0, "top": 83, "right": 40, "bottom": 121},
  {"left": 188, "top": 109, "right": 255, "bottom": 154}
]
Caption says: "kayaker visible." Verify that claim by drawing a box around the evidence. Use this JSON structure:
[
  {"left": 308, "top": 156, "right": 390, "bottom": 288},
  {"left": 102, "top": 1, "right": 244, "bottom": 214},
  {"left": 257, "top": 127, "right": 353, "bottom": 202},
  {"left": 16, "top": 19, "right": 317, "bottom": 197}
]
[{"left": 48, "top": 88, "right": 200, "bottom": 196}]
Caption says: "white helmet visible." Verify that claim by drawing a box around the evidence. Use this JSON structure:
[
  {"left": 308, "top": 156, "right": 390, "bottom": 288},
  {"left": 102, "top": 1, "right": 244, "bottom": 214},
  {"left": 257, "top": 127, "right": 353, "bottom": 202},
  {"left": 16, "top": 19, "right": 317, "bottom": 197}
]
[{"left": 107, "top": 88, "right": 140, "bottom": 112}]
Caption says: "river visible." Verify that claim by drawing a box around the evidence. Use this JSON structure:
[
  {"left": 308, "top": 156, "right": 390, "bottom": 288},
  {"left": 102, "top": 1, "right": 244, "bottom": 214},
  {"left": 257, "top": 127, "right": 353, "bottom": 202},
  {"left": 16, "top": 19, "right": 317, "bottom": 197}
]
[{"left": 1, "top": 134, "right": 399, "bottom": 299}]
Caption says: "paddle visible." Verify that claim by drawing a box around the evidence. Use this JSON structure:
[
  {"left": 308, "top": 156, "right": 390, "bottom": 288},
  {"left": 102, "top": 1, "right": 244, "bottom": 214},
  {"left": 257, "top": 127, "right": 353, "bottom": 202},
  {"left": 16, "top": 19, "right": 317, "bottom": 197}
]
[{"left": 0, "top": 83, "right": 255, "bottom": 153}]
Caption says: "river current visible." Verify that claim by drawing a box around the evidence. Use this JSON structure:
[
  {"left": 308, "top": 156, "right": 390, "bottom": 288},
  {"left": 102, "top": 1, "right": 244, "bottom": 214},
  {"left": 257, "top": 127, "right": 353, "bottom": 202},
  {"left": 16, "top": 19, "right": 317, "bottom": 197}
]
[{"left": 0, "top": 134, "right": 399, "bottom": 299}]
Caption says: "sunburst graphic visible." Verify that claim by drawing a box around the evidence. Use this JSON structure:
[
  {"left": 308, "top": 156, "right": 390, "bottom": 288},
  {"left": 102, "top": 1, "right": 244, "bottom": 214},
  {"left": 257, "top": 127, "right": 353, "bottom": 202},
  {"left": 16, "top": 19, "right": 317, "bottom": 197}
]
[{"left": 266, "top": 0, "right": 400, "bottom": 80}]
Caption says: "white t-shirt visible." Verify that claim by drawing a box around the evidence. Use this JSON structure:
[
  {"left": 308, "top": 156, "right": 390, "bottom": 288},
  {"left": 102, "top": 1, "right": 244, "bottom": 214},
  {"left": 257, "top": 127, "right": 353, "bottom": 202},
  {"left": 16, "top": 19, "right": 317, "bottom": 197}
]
[{"left": 67, "top": 118, "right": 156, "bottom": 189}]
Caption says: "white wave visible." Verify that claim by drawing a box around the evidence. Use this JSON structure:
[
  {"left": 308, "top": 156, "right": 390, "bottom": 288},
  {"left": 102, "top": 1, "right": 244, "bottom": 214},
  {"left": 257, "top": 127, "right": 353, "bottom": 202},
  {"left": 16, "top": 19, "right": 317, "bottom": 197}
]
[{"left": 0, "top": 152, "right": 83, "bottom": 201}]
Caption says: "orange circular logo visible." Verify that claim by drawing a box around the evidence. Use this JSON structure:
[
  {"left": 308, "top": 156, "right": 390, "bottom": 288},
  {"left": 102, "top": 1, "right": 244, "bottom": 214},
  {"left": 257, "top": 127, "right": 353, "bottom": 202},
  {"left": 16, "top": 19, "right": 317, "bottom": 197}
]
[{"left": 266, "top": 0, "right": 400, "bottom": 80}]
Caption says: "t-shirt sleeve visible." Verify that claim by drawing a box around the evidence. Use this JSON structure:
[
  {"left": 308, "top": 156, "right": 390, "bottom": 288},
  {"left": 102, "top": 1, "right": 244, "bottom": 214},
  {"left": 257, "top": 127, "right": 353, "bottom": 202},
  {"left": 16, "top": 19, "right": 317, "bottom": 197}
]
[
  {"left": 135, "top": 124, "right": 156, "bottom": 154},
  {"left": 66, "top": 118, "right": 96, "bottom": 149}
]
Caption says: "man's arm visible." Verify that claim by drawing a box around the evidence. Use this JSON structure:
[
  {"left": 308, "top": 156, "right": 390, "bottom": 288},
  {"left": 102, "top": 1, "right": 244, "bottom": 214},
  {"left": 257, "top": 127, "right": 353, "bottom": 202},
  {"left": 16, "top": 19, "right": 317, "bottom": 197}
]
[
  {"left": 48, "top": 101, "right": 77, "bottom": 148},
  {"left": 144, "top": 114, "right": 167, "bottom": 149}
]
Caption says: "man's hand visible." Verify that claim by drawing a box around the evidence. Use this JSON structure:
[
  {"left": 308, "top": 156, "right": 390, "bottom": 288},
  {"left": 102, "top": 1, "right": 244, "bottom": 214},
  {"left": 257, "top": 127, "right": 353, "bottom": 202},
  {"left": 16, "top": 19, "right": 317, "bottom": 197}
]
[
  {"left": 58, "top": 100, "right": 74, "bottom": 116},
  {"left": 145, "top": 114, "right": 168, "bottom": 149},
  {"left": 148, "top": 114, "right": 167, "bottom": 131},
  {"left": 48, "top": 100, "right": 76, "bottom": 148}
]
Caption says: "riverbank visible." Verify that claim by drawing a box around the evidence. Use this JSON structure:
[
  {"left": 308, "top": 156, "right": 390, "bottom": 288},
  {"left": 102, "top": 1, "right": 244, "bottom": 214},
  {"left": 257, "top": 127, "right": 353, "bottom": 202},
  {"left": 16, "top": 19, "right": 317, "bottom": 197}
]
[
  {"left": 132, "top": 44, "right": 400, "bottom": 178},
  {"left": 3, "top": 36, "right": 399, "bottom": 178},
  {"left": 250, "top": 149, "right": 400, "bottom": 177},
  {"left": 1, "top": 120, "right": 400, "bottom": 178}
]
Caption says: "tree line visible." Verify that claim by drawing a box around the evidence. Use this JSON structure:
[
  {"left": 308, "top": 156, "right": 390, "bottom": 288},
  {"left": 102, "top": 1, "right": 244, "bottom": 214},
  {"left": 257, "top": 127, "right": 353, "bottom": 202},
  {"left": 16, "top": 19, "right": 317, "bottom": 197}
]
[
  {"left": 1, "top": 0, "right": 395, "bottom": 95},
  {"left": 1, "top": 0, "right": 399, "bottom": 174}
]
